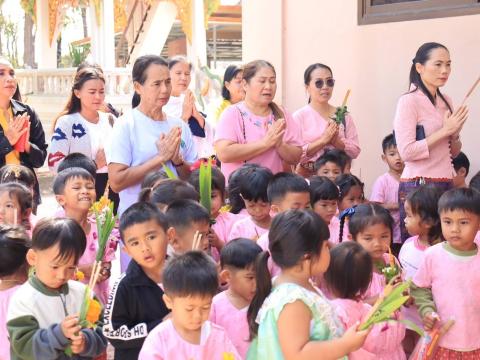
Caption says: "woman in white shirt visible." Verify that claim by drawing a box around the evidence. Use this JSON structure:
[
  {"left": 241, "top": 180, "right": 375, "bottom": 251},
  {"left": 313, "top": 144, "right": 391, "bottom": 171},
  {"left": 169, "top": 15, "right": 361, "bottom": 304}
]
[
  {"left": 48, "top": 66, "right": 118, "bottom": 209},
  {"left": 163, "top": 56, "right": 215, "bottom": 158}
]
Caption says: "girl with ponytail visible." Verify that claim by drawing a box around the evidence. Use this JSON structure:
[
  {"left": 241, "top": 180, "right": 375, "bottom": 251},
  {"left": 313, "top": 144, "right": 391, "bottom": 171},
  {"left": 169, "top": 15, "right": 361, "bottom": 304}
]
[
  {"left": 247, "top": 210, "right": 368, "bottom": 359},
  {"left": 394, "top": 42, "right": 468, "bottom": 242}
]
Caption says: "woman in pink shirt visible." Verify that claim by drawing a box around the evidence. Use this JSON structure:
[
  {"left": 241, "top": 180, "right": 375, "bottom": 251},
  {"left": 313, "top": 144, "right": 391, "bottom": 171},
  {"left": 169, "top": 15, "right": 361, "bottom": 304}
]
[
  {"left": 394, "top": 42, "right": 468, "bottom": 242},
  {"left": 294, "top": 63, "right": 360, "bottom": 177},
  {"left": 215, "top": 60, "right": 302, "bottom": 181}
]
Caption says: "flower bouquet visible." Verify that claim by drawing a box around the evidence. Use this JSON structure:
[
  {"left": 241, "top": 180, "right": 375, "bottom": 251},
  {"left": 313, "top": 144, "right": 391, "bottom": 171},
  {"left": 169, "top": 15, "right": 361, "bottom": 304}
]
[
  {"left": 331, "top": 89, "right": 351, "bottom": 125},
  {"left": 409, "top": 319, "right": 455, "bottom": 360},
  {"left": 380, "top": 247, "right": 401, "bottom": 283},
  {"left": 358, "top": 278, "right": 410, "bottom": 331},
  {"left": 65, "top": 196, "right": 117, "bottom": 355}
]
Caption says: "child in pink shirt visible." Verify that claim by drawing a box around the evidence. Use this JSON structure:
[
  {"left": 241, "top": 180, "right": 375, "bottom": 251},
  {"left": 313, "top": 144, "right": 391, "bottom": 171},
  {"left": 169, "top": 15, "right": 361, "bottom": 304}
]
[
  {"left": 370, "top": 134, "right": 404, "bottom": 253},
  {"left": 210, "top": 239, "right": 262, "bottom": 358},
  {"left": 326, "top": 242, "right": 406, "bottom": 360},
  {"left": 310, "top": 176, "right": 340, "bottom": 245},
  {"left": 188, "top": 166, "right": 240, "bottom": 260},
  {"left": 335, "top": 174, "right": 365, "bottom": 243},
  {"left": 313, "top": 149, "right": 349, "bottom": 182},
  {"left": 254, "top": 173, "right": 311, "bottom": 277},
  {"left": 412, "top": 188, "right": 480, "bottom": 357},
  {"left": 139, "top": 251, "right": 240, "bottom": 360},
  {"left": 0, "top": 226, "right": 29, "bottom": 360},
  {"left": 0, "top": 183, "right": 33, "bottom": 233},
  {"left": 228, "top": 166, "right": 273, "bottom": 242},
  {"left": 347, "top": 203, "right": 401, "bottom": 305},
  {"left": 53, "top": 168, "right": 118, "bottom": 304},
  {"left": 398, "top": 184, "right": 442, "bottom": 351},
  {"left": 214, "top": 100, "right": 302, "bottom": 182}
]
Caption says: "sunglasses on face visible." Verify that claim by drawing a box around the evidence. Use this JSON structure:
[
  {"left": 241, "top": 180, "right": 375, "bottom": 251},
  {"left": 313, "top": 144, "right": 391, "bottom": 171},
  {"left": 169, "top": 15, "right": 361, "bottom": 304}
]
[{"left": 314, "top": 78, "right": 335, "bottom": 89}]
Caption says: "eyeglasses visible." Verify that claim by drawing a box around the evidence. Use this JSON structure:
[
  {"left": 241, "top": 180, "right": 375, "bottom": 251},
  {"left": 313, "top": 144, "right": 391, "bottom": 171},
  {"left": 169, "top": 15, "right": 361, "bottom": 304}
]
[{"left": 314, "top": 78, "right": 335, "bottom": 89}]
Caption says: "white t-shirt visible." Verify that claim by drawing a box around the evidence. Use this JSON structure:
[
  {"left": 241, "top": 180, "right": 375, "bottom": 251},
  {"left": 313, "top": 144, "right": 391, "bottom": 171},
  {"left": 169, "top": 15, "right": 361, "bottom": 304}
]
[
  {"left": 106, "top": 108, "right": 197, "bottom": 215},
  {"left": 84, "top": 112, "right": 113, "bottom": 173}
]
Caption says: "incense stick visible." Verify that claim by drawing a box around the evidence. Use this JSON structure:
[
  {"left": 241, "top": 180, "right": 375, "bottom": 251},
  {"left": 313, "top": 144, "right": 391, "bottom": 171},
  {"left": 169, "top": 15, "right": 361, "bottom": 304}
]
[
  {"left": 341, "top": 89, "right": 351, "bottom": 107},
  {"left": 461, "top": 76, "right": 480, "bottom": 105}
]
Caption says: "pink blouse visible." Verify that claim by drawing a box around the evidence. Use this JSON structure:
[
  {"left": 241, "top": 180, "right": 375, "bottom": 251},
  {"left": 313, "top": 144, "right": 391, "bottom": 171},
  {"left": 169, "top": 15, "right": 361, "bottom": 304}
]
[
  {"left": 214, "top": 102, "right": 302, "bottom": 181},
  {"left": 393, "top": 89, "right": 455, "bottom": 179},
  {"left": 293, "top": 105, "right": 360, "bottom": 160}
]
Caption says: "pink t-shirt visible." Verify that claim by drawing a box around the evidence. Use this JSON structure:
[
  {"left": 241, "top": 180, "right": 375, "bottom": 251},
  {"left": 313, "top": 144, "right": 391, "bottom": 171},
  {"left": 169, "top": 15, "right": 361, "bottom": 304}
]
[
  {"left": 332, "top": 298, "right": 406, "bottom": 360},
  {"left": 370, "top": 172, "right": 401, "bottom": 244},
  {"left": 210, "top": 291, "right": 249, "bottom": 358},
  {"left": 0, "top": 285, "right": 20, "bottom": 360},
  {"left": 257, "top": 231, "right": 281, "bottom": 277},
  {"left": 138, "top": 319, "right": 241, "bottom": 360},
  {"left": 214, "top": 102, "right": 302, "bottom": 181},
  {"left": 413, "top": 242, "right": 480, "bottom": 351},
  {"left": 399, "top": 236, "right": 427, "bottom": 327},
  {"left": 213, "top": 212, "right": 241, "bottom": 243},
  {"left": 363, "top": 253, "right": 400, "bottom": 301},
  {"left": 228, "top": 216, "right": 269, "bottom": 242},
  {"left": 393, "top": 89, "right": 455, "bottom": 179},
  {"left": 293, "top": 105, "right": 360, "bottom": 160}
]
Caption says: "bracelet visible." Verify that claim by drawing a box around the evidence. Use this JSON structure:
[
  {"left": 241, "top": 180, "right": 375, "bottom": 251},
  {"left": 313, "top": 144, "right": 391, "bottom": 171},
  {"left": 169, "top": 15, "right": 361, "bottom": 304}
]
[{"left": 172, "top": 161, "right": 184, "bottom": 167}]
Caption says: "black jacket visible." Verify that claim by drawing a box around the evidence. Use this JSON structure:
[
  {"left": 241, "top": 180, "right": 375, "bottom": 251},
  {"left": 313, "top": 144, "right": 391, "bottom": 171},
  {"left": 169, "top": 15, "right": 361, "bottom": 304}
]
[
  {"left": 103, "top": 260, "right": 170, "bottom": 360},
  {"left": 0, "top": 100, "right": 48, "bottom": 203}
]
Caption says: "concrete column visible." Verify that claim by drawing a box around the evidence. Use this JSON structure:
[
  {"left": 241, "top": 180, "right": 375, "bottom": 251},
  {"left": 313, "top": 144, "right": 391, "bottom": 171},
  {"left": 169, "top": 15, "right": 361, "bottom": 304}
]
[
  {"left": 35, "top": 0, "right": 58, "bottom": 68},
  {"left": 89, "top": 0, "right": 115, "bottom": 70}
]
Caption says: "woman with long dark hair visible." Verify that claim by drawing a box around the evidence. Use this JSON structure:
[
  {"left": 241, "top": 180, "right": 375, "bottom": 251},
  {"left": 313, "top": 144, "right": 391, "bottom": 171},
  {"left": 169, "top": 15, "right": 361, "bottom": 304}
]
[
  {"left": 394, "top": 42, "right": 468, "bottom": 241},
  {"left": 0, "top": 58, "right": 47, "bottom": 212},
  {"left": 294, "top": 63, "right": 360, "bottom": 177},
  {"left": 215, "top": 64, "right": 245, "bottom": 122},
  {"left": 48, "top": 66, "right": 119, "bottom": 209}
]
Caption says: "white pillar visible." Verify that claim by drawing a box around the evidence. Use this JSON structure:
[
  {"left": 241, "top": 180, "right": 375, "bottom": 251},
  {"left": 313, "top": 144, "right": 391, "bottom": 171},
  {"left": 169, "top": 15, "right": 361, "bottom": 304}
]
[
  {"left": 89, "top": 0, "right": 115, "bottom": 70},
  {"left": 35, "top": 0, "right": 58, "bottom": 68},
  {"left": 136, "top": 1, "right": 177, "bottom": 58},
  {"left": 187, "top": 0, "right": 207, "bottom": 90}
]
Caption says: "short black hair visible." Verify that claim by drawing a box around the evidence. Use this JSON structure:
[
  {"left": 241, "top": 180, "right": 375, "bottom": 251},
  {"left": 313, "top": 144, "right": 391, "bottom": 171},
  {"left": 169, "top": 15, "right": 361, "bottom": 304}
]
[
  {"left": 382, "top": 134, "right": 396, "bottom": 153},
  {"left": 166, "top": 199, "right": 210, "bottom": 231},
  {"left": 309, "top": 176, "right": 339, "bottom": 204},
  {"left": 335, "top": 174, "right": 364, "bottom": 201},
  {"left": 53, "top": 167, "right": 95, "bottom": 195},
  {"left": 349, "top": 203, "right": 393, "bottom": 241},
  {"left": 324, "top": 242, "right": 373, "bottom": 299},
  {"left": 32, "top": 218, "right": 86, "bottom": 263},
  {"left": 119, "top": 202, "right": 169, "bottom": 242},
  {"left": 188, "top": 167, "right": 226, "bottom": 198},
  {"left": 141, "top": 170, "right": 169, "bottom": 190},
  {"left": 58, "top": 153, "right": 97, "bottom": 178},
  {"left": 138, "top": 179, "right": 199, "bottom": 205},
  {"left": 438, "top": 188, "right": 480, "bottom": 215},
  {"left": 0, "top": 164, "right": 36, "bottom": 189},
  {"left": 314, "top": 149, "right": 349, "bottom": 172},
  {"left": 452, "top": 152, "right": 470, "bottom": 176},
  {"left": 0, "top": 183, "right": 33, "bottom": 227},
  {"left": 163, "top": 251, "right": 218, "bottom": 297},
  {"left": 222, "top": 65, "right": 243, "bottom": 101},
  {"left": 239, "top": 166, "right": 273, "bottom": 202},
  {"left": 407, "top": 185, "right": 442, "bottom": 242},
  {"left": 0, "top": 225, "right": 30, "bottom": 277},
  {"left": 227, "top": 164, "right": 260, "bottom": 214},
  {"left": 220, "top": 238, "right": 262, "bottom": 270},
  {"left": 267, "top": 172, "right": 309, "bottom": 203},
  {"left": 470, "top": 171, "right": 480, "bottom": 193}
]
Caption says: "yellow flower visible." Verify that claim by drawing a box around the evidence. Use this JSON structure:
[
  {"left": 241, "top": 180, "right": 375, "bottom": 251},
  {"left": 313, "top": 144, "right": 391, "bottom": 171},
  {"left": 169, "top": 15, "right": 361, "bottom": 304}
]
[
  {"left": 222, "top": 353, "right": 235, "bottom": 360},
  {"left": 75, "top": 270, "right": 85, "bottom": 281},
  {"left": 86, "top": 298, "right": 102, "bottom": 326},
  {"left": 219, "top": 204, "right": 232, "bottom": 214}
]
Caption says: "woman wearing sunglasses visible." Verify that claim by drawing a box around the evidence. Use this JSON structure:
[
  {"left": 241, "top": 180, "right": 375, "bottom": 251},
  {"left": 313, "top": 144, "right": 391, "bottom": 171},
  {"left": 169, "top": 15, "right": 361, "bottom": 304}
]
[
  {"left": 215, "top": 60, "right": 302, "bottom": 182},
  {"left": 293, "top": 63, "right": 360, "bottom": 177}
]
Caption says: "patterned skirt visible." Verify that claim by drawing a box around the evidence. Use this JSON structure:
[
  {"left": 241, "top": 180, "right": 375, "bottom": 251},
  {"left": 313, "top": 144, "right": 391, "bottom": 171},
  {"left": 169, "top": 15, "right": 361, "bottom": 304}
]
[
  {"left": 398, "top": 177, "right": 453, "bottom": 243},
  {"left": 433, "top": 347, "right": 480, "bottom": 360}
]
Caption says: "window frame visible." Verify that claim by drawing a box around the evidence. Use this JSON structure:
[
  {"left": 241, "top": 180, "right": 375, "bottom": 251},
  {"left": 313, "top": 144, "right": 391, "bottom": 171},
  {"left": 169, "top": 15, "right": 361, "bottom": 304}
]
[{"left": 358, "top": 0, "right": 480, "bottom": 25}]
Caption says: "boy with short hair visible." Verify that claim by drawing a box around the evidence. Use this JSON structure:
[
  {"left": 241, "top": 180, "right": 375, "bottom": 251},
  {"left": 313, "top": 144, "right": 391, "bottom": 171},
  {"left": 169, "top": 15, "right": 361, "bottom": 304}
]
[
  {"left": 7, "top": 218, "right": 107, "bottom": 360},
  {"left": 314, "top": 149, "right": 349, "bottom": 181},
  {"left": 165, "top": 199, "right": 211, "bottom": 254},
  {"left": 256, "top": 172, "right": 310, "bottom": 275},
  {"left": 54, "top": 167, "right": 117, "bottom": 304},
  {"left": 103, "top": 202, "right": 171, "bottom": 360},
  {"left": 452, "top": 151, "right": 470, "bottom": 189},
  {"left": 370, "top": 134, "right": 405, "bottom": 253}
]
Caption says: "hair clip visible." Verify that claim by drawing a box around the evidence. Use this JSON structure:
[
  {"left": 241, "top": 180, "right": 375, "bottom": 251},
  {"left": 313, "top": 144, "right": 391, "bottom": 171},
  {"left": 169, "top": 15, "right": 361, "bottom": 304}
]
[{"left": 339, "top": 207, "right": 356, "bottom": 220}]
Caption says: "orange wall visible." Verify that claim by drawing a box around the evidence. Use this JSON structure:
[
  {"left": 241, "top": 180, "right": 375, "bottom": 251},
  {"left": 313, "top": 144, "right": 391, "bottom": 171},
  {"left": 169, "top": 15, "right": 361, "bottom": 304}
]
[{"left": 243, "top": 0, "right": 480, "bottom": 193}]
